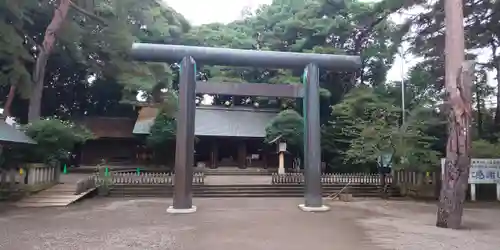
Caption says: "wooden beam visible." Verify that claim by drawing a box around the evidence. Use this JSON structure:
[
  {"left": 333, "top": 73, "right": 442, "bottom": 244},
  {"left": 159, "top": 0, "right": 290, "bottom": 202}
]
[
  {"left": 131, "top": 43, "right": 361, "bottom": 71},
  {"left": 195, "top": 81, "right": 304, "bottom": 98}
]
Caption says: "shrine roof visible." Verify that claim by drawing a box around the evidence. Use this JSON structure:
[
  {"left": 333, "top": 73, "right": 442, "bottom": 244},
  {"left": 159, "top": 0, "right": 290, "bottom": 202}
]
[
  {"left": 0, "top": 120, "right": 36, "bottom": 145},
  {"left": 75, "top": 117, "right": 136, "bottom": 138},
  {"left": 133, "top": 106, "right": 279, "bottom": 138}
]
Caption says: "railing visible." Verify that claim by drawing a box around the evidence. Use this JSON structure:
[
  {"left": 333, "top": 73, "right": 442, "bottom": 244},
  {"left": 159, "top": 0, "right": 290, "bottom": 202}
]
[
  {"left": 93, "top": 172, "right": 205, "bottom": 185},
  {"left": 25, "top": 163, "right": 59, "bottom": 187},
  {"left": 272, "top": 173, "right": 392, "bottom": 185},
  {"left": 392, "top": 170, "right": 438, "bottom": 185},
  {"left": 75, "top": 175, "right": 97, "bottom": 195},
  {"left": 0, "top": 163, "right": 60, "bottom": 194},
  {"left": 0, "top": 168, "right": 23, "bottom": 190}
]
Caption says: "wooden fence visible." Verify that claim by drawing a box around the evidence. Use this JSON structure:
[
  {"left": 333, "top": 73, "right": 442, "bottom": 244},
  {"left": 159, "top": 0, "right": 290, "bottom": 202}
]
[
  {"left": 272, "top": 173, "right": 393, "bottom": 185},
  {"left": 392, "top": 170, "right": 438, "bottom": 185},
  {"left": 272, "top": 171, "right": 439, "bottom": 186},
  {"left": 93, "top": 172, "right": 205, "bottom": 185}
]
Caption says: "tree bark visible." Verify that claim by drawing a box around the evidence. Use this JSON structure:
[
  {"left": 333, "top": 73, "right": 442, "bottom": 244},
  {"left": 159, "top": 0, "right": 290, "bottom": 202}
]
[
  {"left": 28, "top": 0, "right": 71, "bottom": 122},
  {"left": 4, "top": 85, "right": 17, "bottom": 118},
  {"left": 436, "top": 0, "right": 471, "bottom": 230},
  {"left": 436, "top": 61, "right": 474, "bottom": 229}
]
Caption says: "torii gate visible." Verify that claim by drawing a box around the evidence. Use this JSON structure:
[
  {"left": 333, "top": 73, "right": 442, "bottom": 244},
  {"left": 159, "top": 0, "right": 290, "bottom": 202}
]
[{"left": 130, "top": 44, "right": 361, "bottom": 213}]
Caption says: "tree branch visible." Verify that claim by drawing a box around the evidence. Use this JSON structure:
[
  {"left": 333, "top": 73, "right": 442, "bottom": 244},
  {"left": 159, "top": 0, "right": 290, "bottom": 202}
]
[{"left": 69, "top": 1, "right": 108, "bottom": 25}]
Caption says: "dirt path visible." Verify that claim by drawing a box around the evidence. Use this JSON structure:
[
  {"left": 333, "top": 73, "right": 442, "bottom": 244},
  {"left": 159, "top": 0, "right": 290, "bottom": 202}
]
[{"left": 0, "top": 198, "right": 377, "bottom": 250}]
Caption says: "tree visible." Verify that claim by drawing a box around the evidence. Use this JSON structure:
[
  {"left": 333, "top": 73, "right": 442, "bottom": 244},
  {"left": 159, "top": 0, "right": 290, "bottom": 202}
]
[
  {"left": 147, "top": 93, "right": 178, "bottom": 150},
  {"left": 471, "top": 139, "right": 500, "bottom": 158},
  {"left": 28, "top": 0, "right": 72, "bottom": 121},
  {"left": 406, "top": 0, "right": 499, "bottom": 139},
  {"left": 0, "top": 0, "right": 190, "bottom": 121},
  {"left": 265, "top": 109, "right": 304, "bottom": 155},
  {"left": 0, "top": 0, "right": 37, "bottom": 117},
  {"left": 23, "top": 119, "right": 93, "bottom": 163},
  {"left": 326, "top": 87, "right": 440, "bottom": 171}
]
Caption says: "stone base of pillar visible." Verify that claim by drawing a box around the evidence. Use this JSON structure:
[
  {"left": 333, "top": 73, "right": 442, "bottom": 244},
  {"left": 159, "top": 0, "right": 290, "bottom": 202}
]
[
  {"left": 278, "top": 167, "right": 285, "bottom": 174},
  {"left": 166, "top": 205, "right": 197, "bottom": 214},
  {"left": 298, "top": 204, "right": 330, "bottom": 212}
]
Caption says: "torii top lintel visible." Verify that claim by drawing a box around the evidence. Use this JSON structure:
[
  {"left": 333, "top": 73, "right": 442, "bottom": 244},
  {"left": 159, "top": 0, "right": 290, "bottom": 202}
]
[{"left": 130, "top": 43, "right": 361, "bottom": 71}]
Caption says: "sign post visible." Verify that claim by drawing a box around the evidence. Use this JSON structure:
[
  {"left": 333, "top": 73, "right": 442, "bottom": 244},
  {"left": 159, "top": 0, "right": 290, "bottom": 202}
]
[{"left": 441, "top": 158, "right": 500, "bottom": 201}]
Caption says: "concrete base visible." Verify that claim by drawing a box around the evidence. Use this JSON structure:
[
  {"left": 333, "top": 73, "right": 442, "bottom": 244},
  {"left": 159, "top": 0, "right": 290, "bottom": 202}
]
[
  {"left": 166, "top": 205, "right": 197, "bottom": 214},
  {"left": 278, "top": 167, "right": 285, "bottom": 175},
  {"left": 298, "top": 204, "right": 330, "bottom": 212}
]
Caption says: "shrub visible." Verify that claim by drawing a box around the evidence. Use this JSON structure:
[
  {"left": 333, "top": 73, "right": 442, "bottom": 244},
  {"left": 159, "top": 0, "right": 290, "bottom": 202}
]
[{"left": 23, "top": 119, "right": 93, "bottom": 163}]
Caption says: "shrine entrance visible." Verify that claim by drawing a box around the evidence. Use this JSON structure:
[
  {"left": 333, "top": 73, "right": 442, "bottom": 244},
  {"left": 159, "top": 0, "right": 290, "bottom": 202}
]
[{"left": 130, "top": 43, "right": 360, "bottom": 213}]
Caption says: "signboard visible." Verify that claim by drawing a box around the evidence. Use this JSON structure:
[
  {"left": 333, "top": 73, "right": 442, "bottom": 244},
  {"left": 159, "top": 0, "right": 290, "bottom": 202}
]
[{"left": 441, "top": 158, "right": 500, "bottom": 184}]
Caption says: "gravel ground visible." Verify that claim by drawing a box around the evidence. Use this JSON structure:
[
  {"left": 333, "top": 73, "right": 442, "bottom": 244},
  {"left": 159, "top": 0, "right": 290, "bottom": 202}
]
[
  {"left": 332, "top": 198, "right": 500, "bottom": 250},
  {"left": 1, "top": 197, "right": 499, "bottom": 250},
  {"left": 0, "top": 198, "right": 375, "bottom": 250}
]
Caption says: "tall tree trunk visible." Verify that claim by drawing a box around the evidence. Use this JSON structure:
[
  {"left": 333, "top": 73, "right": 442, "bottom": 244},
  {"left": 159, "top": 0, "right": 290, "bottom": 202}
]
[
  {"left": 28, "top": 0, "right": 71, "bottom": 122},
  {"left": 437, "top": 61, "right": 474, "bottom": 229},
  {"left": 437, "top": 0, "right": 472, "bottom": 230},
  {"left": 4, "top": 85, "right": 17, "bottom": 118}
]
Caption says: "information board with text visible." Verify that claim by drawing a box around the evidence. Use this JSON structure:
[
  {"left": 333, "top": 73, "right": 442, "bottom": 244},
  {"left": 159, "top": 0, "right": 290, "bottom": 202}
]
[{"left": 441, "top": 158, "right": 500, "bottom": 184}]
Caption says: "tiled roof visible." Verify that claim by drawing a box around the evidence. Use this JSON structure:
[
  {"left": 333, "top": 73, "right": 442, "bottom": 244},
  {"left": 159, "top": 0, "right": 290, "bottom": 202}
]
[
  {"left": 76, "top": 117, "right": 136, "bottom": 138},
  {"left": 0, "top": 120, "right": 36, "bottom": 144},
  {"left": 133, "top": 106, "right": 278, "bottom": 138},
  {"left": 132, "top": 107, "right": 158, "bottom": 135}
]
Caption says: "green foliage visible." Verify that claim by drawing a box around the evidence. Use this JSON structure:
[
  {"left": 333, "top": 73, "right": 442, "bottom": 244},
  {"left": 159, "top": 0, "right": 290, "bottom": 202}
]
[
  {"left": 471, "top": 140, "right": 500, "bottom": 158},
  {"left": 1, "top": 0, "right": 471, "bottom": 174},
  {"left": 23, "top": 119, "right": 93, "bottom": 163},
  {"left": 0, "top": 0, "right": 191, "bottom": 119},
  {"left": 147, "top": 110, "right": 176, "bottom": 149},
  {"left": 0, "top": 0, "right": 36, "bottom": 98},
  {"left": 325, "top": 87, "right": 441, "bottom": 171},
  {"left": 265, "top": 109, "right": 303, "bottom": 149},
  {"left": 147, "top": 92, "right": 179, "bottom": 149}
]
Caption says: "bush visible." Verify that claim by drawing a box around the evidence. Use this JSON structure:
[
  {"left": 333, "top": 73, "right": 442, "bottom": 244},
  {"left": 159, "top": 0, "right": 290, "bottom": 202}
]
[
  {"left": 23, "top": 119, "right": 93, "bottom": 163},
  {"left": 471, "top": 139, "right": 500, "bottom": 158}
]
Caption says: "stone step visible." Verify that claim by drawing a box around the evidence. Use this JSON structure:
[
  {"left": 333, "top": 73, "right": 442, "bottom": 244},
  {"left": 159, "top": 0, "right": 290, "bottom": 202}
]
[
  {"left": 112, "top": 188, "right": 390, "bottom": 193},
  {"left": 15, "top": 202, "right": 73, "bottom": 208},
  {"left": 108, "top": 184, "right": 394, "bottom": 188},
  {"left": 109, "top": 188, "right": 390, "bottom": 193},
  {"left": 23, "top": 195, "right": 82, "bottom": 199},
  {"left": 14, "top": 183, "right": 96, "bottom": 208},
  {"left": 108, "top": 185, "right": 400, "bottom": 198},
  {"left": 20, "top": 197, "right": 81, "bottom": 203},
  {"left": 109, "top": 192, "right": 395, "bottom": 198}
]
